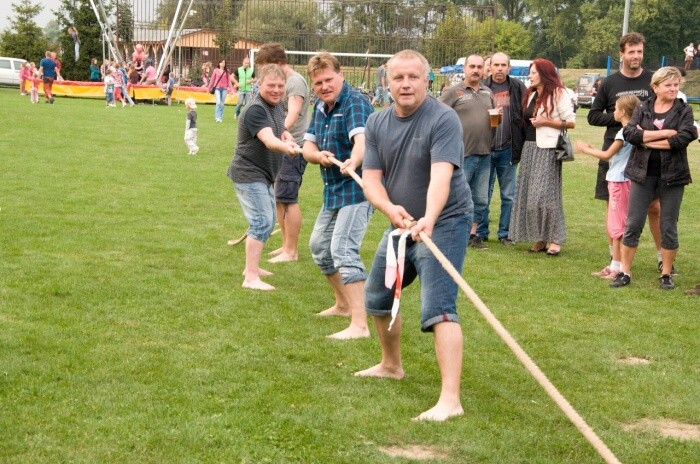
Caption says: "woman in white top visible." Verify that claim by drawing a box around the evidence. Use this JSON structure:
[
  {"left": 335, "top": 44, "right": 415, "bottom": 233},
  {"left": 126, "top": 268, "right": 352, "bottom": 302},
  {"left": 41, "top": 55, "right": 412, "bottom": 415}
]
[{"left": 509, "top": 58, "right": 575, "bottom": 256}]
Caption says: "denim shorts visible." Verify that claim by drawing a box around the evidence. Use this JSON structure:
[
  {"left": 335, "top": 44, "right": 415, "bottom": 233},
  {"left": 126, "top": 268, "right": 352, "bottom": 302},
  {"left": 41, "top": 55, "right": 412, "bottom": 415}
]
[
  {"left": 365, "top": 214, "right": 470, "bottom": 332},
  {"left": 309, "top": 202, "right": 373, "bottom": 284},
  {"left": 234, "top": 181, "right": 276, "bottom": 242}
]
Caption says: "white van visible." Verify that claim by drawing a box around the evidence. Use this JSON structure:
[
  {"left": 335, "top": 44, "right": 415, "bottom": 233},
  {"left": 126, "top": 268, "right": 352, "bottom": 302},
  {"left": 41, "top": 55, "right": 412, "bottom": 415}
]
[{"left": 0, "top": 57, "right": 27, "bottom": 85}]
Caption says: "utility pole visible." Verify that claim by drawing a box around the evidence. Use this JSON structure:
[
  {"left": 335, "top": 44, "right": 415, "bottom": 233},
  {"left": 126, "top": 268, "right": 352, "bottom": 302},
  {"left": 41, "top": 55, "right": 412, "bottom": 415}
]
[{"left": 622, "top": 0, "right": 631, "bottom": 35}]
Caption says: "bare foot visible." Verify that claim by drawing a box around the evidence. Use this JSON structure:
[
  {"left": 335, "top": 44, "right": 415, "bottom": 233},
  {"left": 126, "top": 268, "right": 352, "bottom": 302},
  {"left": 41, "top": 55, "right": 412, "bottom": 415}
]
[
  {"left": 241, "top": 269, "right": 274, "bottom": 277},
  {"left": 242, "top": 279, "right": 275, "bottom": 291},
  {"left": 267, "top": 252, "right": 298, "bottom": 264},
  {"left": 268, "top": 247, "right": 283, "bottom": 256},
  {"left": 326, "top": 326, "right": 370, "bottom": 340},
  {"left": 354, "top": 363, "right": 404, "bottom": 380},
  {"left": 412, "top": 403, "right": 464, "bottom": 422},
  {"left": 316, "top": 305, "right": 351, "bottom": 317}
]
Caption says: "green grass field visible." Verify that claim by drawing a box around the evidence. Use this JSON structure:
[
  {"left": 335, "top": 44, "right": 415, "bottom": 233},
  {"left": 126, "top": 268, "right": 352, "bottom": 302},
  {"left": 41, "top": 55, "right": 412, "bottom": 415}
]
[{"left": 1, "top": 88, "right": 699, "bottom": 463}]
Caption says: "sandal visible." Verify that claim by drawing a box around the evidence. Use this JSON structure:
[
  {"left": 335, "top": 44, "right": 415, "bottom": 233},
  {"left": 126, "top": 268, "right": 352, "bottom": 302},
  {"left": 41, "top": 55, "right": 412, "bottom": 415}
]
[{"left": 528, "top": 241, "right": 548, "bottom": 253}]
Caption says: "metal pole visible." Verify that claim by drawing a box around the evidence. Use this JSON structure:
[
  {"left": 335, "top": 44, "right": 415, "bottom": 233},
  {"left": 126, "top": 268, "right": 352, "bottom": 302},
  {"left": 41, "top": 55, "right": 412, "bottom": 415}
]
[{"left": 622, "top": 0, "right": 631, "bottom": 35}]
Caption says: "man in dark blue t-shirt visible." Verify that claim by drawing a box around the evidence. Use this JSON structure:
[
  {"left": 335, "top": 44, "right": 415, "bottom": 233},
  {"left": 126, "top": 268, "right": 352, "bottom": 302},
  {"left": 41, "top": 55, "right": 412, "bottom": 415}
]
[{"left": 38, "top": 51, "right": 57, "bottom": 104}]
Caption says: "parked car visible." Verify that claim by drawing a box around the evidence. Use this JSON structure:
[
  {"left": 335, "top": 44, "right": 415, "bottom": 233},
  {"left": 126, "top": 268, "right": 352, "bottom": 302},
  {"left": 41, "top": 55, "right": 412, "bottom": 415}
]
[
  {"left": 0, "top": 57, "right": 27, "bottom": 85},
  {"left": 576, "top": 72, "right": 601, "bottom": 108}
]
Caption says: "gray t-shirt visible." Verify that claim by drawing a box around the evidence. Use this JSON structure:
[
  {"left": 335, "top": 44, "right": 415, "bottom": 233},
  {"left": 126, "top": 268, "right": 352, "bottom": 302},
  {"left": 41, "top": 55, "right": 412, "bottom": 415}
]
[
  {"left": 284, "top": 71, "right": 310, "bottom": 145},
  {"left": 439, "top": 82, "right": 494, "bottom": 156},
  {"left": 186, "top": 110, "right": 197, "bottom": 130},
  {"left": 228, "top": 95, "right": 286, "bottom": 185},
  {"left": 363, "top": 96, "right": 472, "bottom": 221}
]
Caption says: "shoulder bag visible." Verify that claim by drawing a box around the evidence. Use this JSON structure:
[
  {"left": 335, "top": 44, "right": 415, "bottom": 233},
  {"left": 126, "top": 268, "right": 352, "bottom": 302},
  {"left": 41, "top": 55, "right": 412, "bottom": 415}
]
[{"left": 555, "top": 124, "right": 574, "bottom": 162}]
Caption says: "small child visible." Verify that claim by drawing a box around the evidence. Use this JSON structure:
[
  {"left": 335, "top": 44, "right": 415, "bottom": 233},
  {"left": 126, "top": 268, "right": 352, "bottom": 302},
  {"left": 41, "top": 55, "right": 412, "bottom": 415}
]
[
  {"left": 104, "top": 70, "right": 115, "bottom": 108},
  {"left": 184, "top": 97, "right": 199, "bottom": 155},
  {"left": 575, "top": 94, "right": 641, "bottom": 280},
  {"left": 162, "top": 73, "right": 175, "bottom": 106},
  {"left": 30, "top": 66, "right": 40, "bottom": 104}
]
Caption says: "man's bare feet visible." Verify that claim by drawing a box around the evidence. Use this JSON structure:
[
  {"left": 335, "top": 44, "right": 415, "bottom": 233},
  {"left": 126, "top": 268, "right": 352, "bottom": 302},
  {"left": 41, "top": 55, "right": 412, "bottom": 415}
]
[
  {"left": 316, "top": 305, "right": 351, "bottom": 317},
  {"left": 242, "top": 279, "right": 275, "bottom": 291},
  {"left": 267, "top": 252, "right": 298, "bottom": 263},
  {"left": 241, "top": 268, "right": 274, "bottom": 277},
  {"left": 412, "top": 402, "right": 464, "bottom": 422},
  {"left": 268, "top": 247, "right": 283, "bottom": 257},
  {"left": 327, "top": 326, "right": 370, "bottom": 340},
  {"left": 354, "top": 363, "right": 404, "bottom": 380}
]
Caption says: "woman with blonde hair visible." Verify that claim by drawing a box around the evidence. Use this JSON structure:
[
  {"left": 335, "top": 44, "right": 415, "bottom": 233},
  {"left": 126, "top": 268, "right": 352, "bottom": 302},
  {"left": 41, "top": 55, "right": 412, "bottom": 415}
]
[
  {"left": 509, "top": 58, "right": 575, "bottom": 256},
  {"left": 611, "top": 66, "right": 697, "bottom": 289}
]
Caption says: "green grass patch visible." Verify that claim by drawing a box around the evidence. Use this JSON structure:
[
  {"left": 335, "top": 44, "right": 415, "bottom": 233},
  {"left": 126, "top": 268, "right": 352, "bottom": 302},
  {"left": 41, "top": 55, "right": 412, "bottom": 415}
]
[{"left": 1, "top": 89, "right": 699, "bottom": 463}]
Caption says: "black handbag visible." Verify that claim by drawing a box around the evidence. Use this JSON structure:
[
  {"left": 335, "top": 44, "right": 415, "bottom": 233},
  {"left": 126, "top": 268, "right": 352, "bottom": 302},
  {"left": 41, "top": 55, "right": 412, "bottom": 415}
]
[
  {"left": 209, "top": 71, "right": 224, "bottom": 94},
  {"left": 555, "top": 126, "right": 574, "bottom": 162}
]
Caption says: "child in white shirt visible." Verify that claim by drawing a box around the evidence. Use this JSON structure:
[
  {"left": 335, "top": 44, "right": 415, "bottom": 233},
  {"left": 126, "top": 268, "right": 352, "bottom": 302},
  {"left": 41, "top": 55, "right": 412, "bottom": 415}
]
[
  {"left": 576, "top": 95, "right": 641, "bottom": 279},
  {"left": 184, "top": 97, "right": 199, "bottom": 155}
]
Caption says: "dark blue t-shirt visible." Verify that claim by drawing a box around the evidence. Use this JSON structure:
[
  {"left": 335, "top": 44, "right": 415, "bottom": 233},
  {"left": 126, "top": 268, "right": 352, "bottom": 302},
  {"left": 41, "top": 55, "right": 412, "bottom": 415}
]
[{"left": 39, "top": 58, "right": 57, "bottom": 78}]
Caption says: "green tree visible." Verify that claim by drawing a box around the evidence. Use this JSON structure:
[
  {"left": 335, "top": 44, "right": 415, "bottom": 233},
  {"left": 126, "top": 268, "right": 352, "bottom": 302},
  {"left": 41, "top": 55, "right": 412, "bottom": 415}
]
[
  {"left": 44, "top": 19, "right": 62, "bottom": 47},
  {"left": 238, "top": 0, "right": 325, "bottom": 63},
  {"left": 0, "top": 0, "right": 49, "bottom": 60},
  {"left": 465, "top": 18, "right": 532, "bottom": 58},
  {"left": 156, "top": 0, "right": 240, "bottom": 29},
  {"left": 525, "top": 0, "right": 588, "bottom": 66},
  {"left": 54, "top": 0, "right": 105, "bottom": 80},
  {"left": 632, "top": 0, "right": 700, "bottom": 66},
  {"left": 422, "top": 4, "right": 471, "bottom": 67},
  {"left": 567, "top": 1, "right": 623, "bottom": 68},
  {"left": 115, "top": 0, "right": 134, "bottom": 58},
  {"left": 213, "top": 0, "right": 238, "bottom": 57}
]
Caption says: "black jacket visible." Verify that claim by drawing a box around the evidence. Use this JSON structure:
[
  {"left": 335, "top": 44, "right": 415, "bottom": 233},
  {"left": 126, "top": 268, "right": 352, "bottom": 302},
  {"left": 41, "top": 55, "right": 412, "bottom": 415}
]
[
  {"left": 483, "top": 75, "right": 526, "bottom": 164},
  {"left": 622, "top": 95, "right": 696, "bottom": 186}
]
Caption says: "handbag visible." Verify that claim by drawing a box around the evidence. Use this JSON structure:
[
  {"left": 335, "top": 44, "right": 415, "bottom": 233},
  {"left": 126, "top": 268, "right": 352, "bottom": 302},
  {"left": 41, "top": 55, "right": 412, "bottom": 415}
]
[
  {"left": 209, "top": 71, "right": 224, "bottom": 94},
  {"left": 555, "top": 126, "right": 574, "bottom": 162}
]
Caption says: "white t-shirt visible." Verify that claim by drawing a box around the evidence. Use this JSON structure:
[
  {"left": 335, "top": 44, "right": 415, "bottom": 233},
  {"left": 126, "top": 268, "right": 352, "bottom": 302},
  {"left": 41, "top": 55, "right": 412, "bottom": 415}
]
[
  {"left": 684, "top": 46, "right": 695, "bottom": 59},
  {"left": 607, "top": 128, "right": 632, "bottom": 182}
]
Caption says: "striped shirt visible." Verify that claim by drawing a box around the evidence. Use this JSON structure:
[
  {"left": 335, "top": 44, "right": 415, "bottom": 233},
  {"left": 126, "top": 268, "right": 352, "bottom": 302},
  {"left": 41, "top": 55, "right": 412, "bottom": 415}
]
[{"left": 304, "top": 81, "right": 373, "bottom": 210}]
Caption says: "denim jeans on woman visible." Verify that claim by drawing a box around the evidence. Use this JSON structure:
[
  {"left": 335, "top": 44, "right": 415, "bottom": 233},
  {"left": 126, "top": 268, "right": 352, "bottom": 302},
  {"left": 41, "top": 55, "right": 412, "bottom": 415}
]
[{"left": 215, "top": 88, "right": 227, "bottom": 121}]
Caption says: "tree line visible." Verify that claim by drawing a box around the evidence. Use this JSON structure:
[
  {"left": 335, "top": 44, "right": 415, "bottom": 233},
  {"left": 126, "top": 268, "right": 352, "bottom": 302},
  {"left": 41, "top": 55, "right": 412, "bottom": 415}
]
[{"left": 2, "top": 0, "right": 698, "bottom": 81}]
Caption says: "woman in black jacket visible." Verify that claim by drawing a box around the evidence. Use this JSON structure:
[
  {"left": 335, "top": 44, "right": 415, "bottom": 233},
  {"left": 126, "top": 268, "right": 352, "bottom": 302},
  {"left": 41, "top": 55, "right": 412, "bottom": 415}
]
[{"left": 610, "top": 67, "right": 697, "bottom": 290}]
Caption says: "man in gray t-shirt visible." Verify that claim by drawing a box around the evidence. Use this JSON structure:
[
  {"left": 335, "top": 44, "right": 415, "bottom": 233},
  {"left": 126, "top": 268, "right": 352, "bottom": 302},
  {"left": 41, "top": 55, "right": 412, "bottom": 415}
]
[
  {"left": 439, "top": 54, "right": 494, "bottom": 249},
  {"left": 358, "top": 50, "right": 471, "bottom": 423},
  {"left": 255, "top": 43, "right": 311, "bottom": 264}
]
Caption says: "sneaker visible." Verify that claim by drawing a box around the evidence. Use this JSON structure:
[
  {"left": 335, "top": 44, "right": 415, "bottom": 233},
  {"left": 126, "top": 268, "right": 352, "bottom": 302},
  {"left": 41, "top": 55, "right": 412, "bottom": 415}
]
[
  {"left": 659, "top": 274, "right": 675, "bottom": 290},
  {"left": 657, "top": 261, "right": 679, "bottom": 275},
  {"left": 499, "top": 238, "right": 514, "bottom": 246},
  {"left": 610, "top": 272, "right": 631, "bottom": 288},
  {"left": 469, "top": 237, "right": 488, "bottom": 250}
]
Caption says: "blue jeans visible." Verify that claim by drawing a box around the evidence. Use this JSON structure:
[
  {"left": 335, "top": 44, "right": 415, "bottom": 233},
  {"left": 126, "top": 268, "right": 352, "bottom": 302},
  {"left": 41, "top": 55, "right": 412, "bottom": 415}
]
[
  {"left": 120, "top": 85, "right": 134, "bottom": 105},
  {"left": 365, "top": 214, "right": 470, "bottom": 332},
  {"left": 214, "top": 88, "right": 227, "bottom": 121},
  {"left": 463, "top": 154, "right": 491, "bottom": 236},
  {"left": 233, "top": 182, "right": 276, "bottom": 242},
  {"left": 309, "top": 202, "right": 373, "bottom": 284},
  {"left": 235, "top": 91, "right": 250, "bottom": 117},
  {"left": 477, "top": 147, "right": 517, "bottom": 240}
]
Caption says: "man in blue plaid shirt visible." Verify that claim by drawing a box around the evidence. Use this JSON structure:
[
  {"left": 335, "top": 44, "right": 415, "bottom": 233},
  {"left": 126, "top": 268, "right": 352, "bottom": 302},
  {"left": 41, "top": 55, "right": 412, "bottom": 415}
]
[{"left": 303, "top": 52, "right": 374, "bottom": 340}]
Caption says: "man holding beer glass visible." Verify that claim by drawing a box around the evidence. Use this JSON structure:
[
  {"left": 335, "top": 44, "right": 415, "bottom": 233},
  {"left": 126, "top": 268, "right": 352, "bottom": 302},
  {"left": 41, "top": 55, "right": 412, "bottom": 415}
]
[{"left": 440, "top": 54, "right": 498, "bottom": 249}]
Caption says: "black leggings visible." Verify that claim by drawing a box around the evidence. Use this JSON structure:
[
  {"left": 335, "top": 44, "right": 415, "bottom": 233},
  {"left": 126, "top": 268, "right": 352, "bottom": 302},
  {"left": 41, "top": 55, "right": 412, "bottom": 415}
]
[{"left": 622, "top": 177, "right": 684, "bottom": 250}]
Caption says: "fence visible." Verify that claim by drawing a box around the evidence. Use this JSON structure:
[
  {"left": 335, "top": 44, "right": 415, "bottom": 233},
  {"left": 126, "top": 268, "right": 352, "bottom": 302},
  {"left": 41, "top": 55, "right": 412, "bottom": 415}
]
[{"left": 112, "top": 0, "right": 496, "bottom": 85}]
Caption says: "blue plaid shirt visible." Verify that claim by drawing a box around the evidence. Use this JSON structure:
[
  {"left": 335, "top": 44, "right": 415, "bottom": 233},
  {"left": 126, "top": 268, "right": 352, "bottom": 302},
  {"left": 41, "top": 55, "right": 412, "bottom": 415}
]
[{"left": 304, "top": 81, "right": 373, "bottom": 210}]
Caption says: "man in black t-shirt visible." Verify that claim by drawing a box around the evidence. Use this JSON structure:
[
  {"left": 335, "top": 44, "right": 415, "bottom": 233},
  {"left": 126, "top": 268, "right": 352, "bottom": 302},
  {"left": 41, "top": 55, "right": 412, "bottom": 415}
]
[
  {"left": 587, "top": 32, "right": 667, "bottom": 275},
  {"left": 226, "top": 64, "right": 300, "bottom": 291}
]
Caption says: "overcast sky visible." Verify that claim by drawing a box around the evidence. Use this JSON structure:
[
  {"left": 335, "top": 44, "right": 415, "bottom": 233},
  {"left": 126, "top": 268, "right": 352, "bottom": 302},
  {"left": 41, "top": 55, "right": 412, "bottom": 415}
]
[{"left": 0, "top": 0, "right": 63, "bottom": 32}]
